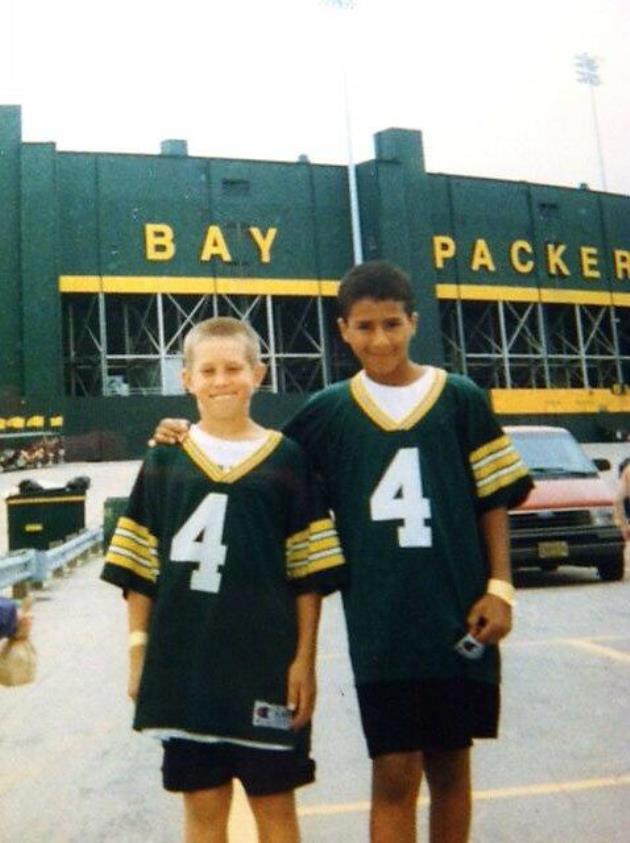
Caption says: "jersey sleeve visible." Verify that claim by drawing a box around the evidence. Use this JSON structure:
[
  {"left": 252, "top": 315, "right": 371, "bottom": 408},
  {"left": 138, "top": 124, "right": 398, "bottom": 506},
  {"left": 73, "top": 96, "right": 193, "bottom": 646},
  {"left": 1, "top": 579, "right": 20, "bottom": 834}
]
[
  {"left": 100, "top": 454, "right": 161, "bottom": 598},
  {"left": 283, "top": 387, "right": 342, "bottom": 510},
  {"left": 452, "top": 375, "right": 533, "bottom": 513},
  {"left": 282, "top": 441, "right": 347, "bottom": 596}
]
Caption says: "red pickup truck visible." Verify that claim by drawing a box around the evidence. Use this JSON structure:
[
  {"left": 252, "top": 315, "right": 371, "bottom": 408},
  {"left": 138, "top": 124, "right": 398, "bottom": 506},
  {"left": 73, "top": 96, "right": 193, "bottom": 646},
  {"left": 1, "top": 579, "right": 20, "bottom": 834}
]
[{"left": 506, "top": 425, "right": 625, "bottom": 582}]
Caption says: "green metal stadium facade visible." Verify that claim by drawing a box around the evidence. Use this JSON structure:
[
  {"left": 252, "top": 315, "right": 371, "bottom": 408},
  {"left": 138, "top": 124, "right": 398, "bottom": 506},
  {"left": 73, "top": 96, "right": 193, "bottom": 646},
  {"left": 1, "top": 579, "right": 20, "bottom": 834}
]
[{"left": 1, "top": 105, "right": 628, "bottom": 458}]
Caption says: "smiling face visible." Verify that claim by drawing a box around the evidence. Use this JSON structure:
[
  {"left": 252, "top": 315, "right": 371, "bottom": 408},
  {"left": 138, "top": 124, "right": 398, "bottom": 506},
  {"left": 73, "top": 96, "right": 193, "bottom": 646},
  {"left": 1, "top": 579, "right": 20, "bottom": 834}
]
[
  {"left": 337, "top": 298, "right": 418, "bottom": 385},
  {"left": 182, "top": 335, "right": 266, "bottom": 426}
]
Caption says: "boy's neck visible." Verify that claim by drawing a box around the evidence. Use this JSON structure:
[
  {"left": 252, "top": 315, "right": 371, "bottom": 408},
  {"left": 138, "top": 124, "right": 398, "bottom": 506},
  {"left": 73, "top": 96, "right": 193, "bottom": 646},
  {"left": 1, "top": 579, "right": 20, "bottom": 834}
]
[
  {"left": 363, "top": 362, "right": 426, "bottom": 387},
  {"left": 195, "top": 416, "right": 266, "bottom": 440}
]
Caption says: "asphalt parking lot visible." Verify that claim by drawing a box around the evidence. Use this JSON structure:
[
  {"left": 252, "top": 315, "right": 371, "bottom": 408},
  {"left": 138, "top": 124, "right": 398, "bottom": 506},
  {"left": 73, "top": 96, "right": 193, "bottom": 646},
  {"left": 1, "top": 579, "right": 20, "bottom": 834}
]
[{"left": 1, "top": 454, "right": 629, "bottom": 841}]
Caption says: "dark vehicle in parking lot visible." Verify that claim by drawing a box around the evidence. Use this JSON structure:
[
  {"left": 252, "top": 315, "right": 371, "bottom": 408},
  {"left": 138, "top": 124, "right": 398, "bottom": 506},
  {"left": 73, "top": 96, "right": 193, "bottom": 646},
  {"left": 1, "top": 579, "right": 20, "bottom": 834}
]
[{"left": 507, "top": 426, "right": 625, "bottom": 581}]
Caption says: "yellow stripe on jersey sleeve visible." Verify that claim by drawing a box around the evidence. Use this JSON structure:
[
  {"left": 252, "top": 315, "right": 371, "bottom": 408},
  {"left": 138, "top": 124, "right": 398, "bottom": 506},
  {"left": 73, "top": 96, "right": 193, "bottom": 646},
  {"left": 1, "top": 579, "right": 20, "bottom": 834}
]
[
  {"left": 286, "top": 517, "right": 344, "bottom": 580},
  {"left": 105, "top": 516, "right": 159, "bottom": 583},
  {"left": 469, "top": 435, "right": 529, "bottom": 499}
]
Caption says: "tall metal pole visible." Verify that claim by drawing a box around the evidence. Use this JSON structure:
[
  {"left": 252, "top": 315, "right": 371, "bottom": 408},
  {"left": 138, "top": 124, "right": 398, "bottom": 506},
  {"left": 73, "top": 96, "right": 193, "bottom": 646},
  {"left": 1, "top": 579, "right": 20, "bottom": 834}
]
[
  {"left": 322, "top": 0, "right": 363, "bottom": 263},
  {"left": 574, "top": 53, "right": 607, "bottom": 192}
]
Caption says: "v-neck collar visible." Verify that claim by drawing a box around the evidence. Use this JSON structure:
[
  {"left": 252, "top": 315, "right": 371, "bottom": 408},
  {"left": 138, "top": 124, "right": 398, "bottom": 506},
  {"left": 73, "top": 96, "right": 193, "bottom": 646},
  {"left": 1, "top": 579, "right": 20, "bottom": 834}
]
[
  {"left": 349, "top": 368, "right": 447, "bottom": 431},
  {"left": 182, "top": 430, "right": 283, "bottom": 483}
]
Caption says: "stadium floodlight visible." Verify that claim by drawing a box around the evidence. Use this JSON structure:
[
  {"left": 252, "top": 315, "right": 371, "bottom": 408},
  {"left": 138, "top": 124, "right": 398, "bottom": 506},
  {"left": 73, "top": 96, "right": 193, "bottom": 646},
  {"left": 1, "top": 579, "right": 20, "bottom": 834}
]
[
  {"left": 321, "top": 0, "right": 363, "bottom": 263},
  {"left": 574, "top": 53, "right": 607, "bottom": 191}
]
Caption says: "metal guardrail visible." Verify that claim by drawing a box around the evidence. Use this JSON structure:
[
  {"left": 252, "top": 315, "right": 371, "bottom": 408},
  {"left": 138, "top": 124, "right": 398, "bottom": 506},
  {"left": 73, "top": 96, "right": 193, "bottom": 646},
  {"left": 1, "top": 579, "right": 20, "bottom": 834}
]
[
  {"left": 0, "top": 549, "right": 37, "bottom": 591},
  {"left": 0, "top": 527, "right": 103, "bottom": 593}
]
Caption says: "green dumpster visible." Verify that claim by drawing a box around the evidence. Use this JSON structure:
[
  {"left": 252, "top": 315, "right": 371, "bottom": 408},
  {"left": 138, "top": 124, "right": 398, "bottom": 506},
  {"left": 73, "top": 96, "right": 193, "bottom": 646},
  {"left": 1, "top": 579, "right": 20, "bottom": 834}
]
[{"left": 6, "top": 478, "right": 89, "bottom": 551}]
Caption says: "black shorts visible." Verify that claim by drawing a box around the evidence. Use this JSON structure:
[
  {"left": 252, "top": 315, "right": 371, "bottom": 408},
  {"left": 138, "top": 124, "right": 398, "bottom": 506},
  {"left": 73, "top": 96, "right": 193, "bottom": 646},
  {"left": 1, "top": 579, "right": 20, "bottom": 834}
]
[
  {"left": 357, "top": 678, "right": 500, "bottom": 758},
  {"left": 162, "top": 739, "right": 315, "bottom": 797}
]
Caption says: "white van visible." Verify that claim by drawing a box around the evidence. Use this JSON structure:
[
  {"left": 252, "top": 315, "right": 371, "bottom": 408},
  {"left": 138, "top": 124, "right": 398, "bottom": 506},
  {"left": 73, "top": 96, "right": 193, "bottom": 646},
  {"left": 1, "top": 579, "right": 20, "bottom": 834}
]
[{"left": 506, "top": 425, "right": 625, "bottom": 581}]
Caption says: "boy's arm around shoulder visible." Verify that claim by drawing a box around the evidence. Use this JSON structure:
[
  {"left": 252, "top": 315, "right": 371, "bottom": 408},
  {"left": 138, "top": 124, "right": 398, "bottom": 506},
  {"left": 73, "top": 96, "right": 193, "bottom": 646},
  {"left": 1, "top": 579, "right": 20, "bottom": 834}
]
[{"left": 150, "top": 418, "right": 190, "bottom": 446}]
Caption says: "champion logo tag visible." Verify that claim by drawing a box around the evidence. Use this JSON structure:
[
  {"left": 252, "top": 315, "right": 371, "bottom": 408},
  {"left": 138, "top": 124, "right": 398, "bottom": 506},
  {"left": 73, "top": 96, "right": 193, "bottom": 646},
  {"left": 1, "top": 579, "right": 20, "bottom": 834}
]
[{"left": 252, "top": 700, "right": 292, "bottom": 731}]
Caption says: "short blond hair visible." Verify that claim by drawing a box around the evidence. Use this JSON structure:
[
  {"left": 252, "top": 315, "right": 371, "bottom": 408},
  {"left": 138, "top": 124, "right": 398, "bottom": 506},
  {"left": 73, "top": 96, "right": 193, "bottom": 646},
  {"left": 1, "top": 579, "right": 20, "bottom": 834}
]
[{"left": 183, "top": 317, "right": 262, "bottom": 368}]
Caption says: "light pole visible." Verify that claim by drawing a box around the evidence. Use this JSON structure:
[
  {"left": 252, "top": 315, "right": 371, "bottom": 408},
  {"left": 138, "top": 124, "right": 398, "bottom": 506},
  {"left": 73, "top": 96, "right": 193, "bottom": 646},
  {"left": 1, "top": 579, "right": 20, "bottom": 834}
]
[
  {"left": 321, "top": 0, "right": 363, "bottom": 263},
  {"left": 574, "top": 53, "right": 607, "bottom": 192}
]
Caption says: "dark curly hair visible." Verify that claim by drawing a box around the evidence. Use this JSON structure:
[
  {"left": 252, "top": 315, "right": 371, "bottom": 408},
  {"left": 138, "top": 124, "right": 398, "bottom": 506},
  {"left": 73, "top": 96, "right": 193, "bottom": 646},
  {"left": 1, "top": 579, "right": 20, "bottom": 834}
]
[{"left": 337, "top": 261, "right": 415, "bottom": 319}]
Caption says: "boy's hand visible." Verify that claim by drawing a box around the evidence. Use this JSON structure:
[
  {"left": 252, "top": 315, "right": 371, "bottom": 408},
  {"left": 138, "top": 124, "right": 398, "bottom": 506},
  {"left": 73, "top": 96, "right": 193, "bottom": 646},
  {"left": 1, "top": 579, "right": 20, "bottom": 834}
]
[
  {"left": 149, "top": 418, "right": 190, "bottom": 446},
  {"left": 287, "top": 657, "right": 316, "bottom": 730},
  {"left": 128, "top": 646, "right": 146, "bottom": 701},
  {"left": 467, "top": 594, "right": 512, "bottom": 645}
]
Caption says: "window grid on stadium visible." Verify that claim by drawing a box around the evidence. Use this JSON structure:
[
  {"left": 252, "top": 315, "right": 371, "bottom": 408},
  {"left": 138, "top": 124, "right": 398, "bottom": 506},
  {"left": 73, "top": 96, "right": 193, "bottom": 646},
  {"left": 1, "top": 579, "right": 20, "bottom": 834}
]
[
  {"left": 440, "top": 300, "right": 629, "bottom": 390},
  {"left": 62, "top": 293, "right": 354, "bottom": 397}
]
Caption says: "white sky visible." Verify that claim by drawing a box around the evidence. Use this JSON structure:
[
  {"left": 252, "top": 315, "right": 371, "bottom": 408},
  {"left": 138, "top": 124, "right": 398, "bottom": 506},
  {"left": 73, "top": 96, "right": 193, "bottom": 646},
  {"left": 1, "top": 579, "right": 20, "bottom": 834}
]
[{"left": 2, "top": 0, "right": 629, "bottom": 195}]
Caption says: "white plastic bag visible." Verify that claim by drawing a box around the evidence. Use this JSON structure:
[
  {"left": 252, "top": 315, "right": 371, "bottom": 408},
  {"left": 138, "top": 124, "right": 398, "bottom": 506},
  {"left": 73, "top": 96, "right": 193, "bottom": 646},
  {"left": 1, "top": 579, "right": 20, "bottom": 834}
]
[{"left": 0, "top": 638, "right": 37, "bottom": 686}]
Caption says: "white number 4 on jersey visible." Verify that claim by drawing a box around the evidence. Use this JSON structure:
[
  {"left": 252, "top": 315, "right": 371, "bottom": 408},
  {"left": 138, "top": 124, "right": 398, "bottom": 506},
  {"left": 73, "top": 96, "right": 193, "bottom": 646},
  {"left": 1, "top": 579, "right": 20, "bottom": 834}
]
[
  {"left": 170, "top": 493, "right": 228, "bottom": 593},
  {"left": 370, "top": 448, "right": 432, "bottom": 547}
]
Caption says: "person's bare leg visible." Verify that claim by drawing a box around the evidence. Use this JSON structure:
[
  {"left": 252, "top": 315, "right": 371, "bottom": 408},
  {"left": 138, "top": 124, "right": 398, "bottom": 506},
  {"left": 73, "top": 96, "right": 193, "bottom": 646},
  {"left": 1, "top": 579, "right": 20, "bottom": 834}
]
[
  {"left": 183, "top": 782, "right": 232, "bottom": 843},
  {"left": 370, "top": 751, "right": 423, "bottom": 843},
  {"left": 424, "top": 748, "right": 472, "bottom": 843},
  {"left": 248, "top": 790, "right": 300, "bottom": 843}
]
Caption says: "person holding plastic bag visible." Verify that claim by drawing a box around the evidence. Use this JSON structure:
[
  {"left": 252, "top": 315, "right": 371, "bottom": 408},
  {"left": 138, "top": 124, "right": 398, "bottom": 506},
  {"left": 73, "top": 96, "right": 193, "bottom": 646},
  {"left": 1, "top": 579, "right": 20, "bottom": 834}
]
[{"left": 0, "top": 596, "right": 35, "bottom": 686}]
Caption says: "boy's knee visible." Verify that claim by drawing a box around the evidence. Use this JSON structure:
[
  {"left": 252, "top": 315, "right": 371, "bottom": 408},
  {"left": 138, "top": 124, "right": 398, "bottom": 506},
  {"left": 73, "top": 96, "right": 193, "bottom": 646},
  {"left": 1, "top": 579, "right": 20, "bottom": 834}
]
[
  {"left": 248, "top": 790, "right": 297, "bottom": 822},
  {"left": 424, "top": 749, "right": 470, "bottom": 794},
  {"left": 372, "top": 753, "right": 422, "bottom": 804},
  {"left": 184, "top": 785, "right": 232, "bottom": 825}
]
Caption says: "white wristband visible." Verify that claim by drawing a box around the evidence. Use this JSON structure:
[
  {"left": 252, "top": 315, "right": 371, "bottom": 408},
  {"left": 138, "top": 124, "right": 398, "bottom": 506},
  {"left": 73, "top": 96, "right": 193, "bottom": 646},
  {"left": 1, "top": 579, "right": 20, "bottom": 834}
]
[
  {"left": 486, "top": 578, "right": 516, "bottom": 607},
  {"left": 128, "top": 630, "right": 149, "bottom": 649}
]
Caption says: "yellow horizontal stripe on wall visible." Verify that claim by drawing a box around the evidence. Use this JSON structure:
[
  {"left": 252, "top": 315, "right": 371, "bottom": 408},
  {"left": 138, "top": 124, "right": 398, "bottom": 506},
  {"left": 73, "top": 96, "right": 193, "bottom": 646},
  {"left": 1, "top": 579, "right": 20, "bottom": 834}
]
[
  {"left": 491, "top": 389, "right": 630, "bottom": 415},
  {"left": 436, "top": 284, "right": 540, "bottom": 302},
  {"left": 58, "top": 275, "right": 340, "bottom": 297},
  {"left": 436, "top": 284, "right": 628, "bottom": 306},
  {"left": 539, "top": 288, "right": 614, "bottom": 305}
]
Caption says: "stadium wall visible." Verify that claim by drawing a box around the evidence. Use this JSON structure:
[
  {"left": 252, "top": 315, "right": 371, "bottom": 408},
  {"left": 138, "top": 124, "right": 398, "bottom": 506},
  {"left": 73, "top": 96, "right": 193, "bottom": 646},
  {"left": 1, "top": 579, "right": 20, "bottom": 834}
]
[{"left": 0, "top": 105, "right": 628, "bottom": 461}]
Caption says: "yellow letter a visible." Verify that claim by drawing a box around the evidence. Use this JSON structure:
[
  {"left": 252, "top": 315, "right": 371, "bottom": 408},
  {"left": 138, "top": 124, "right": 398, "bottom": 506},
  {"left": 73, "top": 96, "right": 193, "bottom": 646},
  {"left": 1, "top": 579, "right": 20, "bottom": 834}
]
[{"left": 200, "top": 225, "right": 232, "bottom": 263}]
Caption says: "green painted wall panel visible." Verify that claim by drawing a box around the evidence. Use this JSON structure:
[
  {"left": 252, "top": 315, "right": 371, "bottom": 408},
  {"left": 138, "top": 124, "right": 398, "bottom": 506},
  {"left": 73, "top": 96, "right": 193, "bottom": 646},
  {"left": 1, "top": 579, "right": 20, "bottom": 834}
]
[
  {"left": 20, "top": 143, "right": 64, "bottom": 408},
  {"left": 308, "top": 164, "right": 353, "bottom": 277},
  {"left": 0, "top": 106, "right": 22, "bottom": 407},
  {"left": 56, "top": 154, "right": 100, "bottom": 275}
]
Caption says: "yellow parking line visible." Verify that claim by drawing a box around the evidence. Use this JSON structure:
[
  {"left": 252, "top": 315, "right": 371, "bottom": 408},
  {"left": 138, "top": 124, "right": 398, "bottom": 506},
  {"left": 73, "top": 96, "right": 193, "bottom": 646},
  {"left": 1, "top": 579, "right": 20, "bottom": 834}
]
[
  {"left": 564, "top": 639, "right": 630, "bottom": 663},
  {"left": 298, "top": 774, "right": 630, "bottom": 817},
  {"left": 300, "top": 798, "right": 371, "bottom": 817}
]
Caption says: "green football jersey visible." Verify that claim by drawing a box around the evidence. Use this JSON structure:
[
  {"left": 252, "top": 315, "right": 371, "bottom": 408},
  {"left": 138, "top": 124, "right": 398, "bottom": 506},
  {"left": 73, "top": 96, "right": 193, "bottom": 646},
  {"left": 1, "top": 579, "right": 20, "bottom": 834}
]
[
  {"left": 101, "top": 431, "right": 345, "bottom": 750},
  {"left": 284, "top": 369, "right": 532, "bottom": 686}
]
